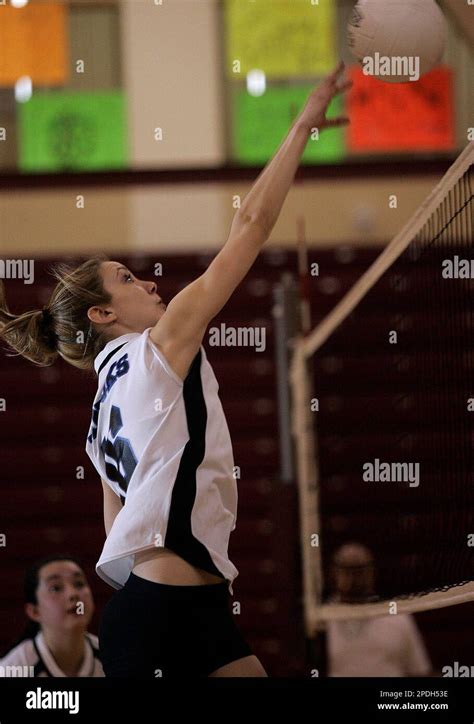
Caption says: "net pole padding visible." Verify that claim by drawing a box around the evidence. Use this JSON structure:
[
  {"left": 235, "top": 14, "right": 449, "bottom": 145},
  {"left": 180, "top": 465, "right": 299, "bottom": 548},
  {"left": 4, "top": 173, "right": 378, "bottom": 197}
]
[
  {"left": 302, "top": 141, "right": 474, "bottom": 359},
  {"left": 289, "top": 339, "right": 324, "bottom": 636},
  {"left": 305, "top": 580, "right": 474, "bottom": 632}
]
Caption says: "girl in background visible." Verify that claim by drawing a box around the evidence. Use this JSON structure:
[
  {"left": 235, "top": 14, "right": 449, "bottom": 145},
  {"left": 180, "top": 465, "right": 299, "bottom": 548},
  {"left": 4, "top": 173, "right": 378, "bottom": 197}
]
[{"left": 0, "top": 554, "right": 104, "bottom": 677}]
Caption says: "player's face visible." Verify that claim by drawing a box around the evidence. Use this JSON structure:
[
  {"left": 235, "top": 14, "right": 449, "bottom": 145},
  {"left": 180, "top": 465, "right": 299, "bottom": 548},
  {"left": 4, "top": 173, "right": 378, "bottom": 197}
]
[
  {"left": 333, "top": 564, "right": 375, "bottom": 602},
  {"left": 26, "top": 561, "right": 94, "bottom": 632},
  {"left": 100, "top": 261, "right": 167, "bottom": 333}
]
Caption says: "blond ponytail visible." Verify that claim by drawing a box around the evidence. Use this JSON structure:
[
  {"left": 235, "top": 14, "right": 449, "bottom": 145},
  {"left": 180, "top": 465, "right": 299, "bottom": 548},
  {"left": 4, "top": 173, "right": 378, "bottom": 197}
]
[{"left": 0, "top": 253, "right": 112, "bottom": 372}]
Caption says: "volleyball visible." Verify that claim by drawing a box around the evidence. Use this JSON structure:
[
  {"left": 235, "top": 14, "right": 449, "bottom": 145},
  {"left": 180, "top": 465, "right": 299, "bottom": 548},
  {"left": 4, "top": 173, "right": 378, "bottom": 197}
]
[{"left": 347, "top": 0, "right": 447, "bottom": 83}]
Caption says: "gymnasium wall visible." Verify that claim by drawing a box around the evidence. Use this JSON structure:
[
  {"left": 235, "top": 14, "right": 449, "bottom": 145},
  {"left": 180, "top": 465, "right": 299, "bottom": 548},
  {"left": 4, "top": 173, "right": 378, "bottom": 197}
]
[
  {"left": 0, "top": 174, "right": 446, "bottom": 255},
  {"left": 0, "top": 0, "right": 472, "bottom": 256}
]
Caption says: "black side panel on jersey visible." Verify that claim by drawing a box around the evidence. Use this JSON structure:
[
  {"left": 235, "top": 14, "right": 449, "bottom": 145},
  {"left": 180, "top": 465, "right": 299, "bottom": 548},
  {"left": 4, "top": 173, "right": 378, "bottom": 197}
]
[{"left": 164, "top": 349, "right": 224, "bottom": 580}]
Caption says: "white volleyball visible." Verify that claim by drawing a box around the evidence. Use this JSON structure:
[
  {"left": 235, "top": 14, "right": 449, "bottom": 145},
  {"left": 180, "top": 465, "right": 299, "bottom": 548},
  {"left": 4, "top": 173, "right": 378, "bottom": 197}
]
[{"left": 347, "top": 0, "right": 447, "bottom": 83}]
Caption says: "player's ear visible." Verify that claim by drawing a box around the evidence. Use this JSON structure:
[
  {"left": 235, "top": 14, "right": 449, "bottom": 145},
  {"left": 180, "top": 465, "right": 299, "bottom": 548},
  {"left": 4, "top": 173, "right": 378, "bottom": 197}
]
[
  {"left": 87, "top": 306, "right": 117, "bottom": 326},
  {"left": 25, "top": 602, "right": 41, "bottom": 623}
]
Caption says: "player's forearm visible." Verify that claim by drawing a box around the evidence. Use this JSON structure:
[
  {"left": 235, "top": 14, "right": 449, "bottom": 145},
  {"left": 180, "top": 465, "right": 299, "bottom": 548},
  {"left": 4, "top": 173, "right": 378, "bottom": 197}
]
[{"left": 237, "top": 120, "right": 311, "bottom": 235}]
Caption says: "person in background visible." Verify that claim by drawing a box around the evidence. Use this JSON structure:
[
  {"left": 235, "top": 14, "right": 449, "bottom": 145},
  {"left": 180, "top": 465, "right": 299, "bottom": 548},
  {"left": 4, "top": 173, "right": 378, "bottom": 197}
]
[
  {"left": 0, "top": 554, "right": 104, "bottom": 677},
  {"left": 326, "top": 543, "right": 432, "bottom": 677}
]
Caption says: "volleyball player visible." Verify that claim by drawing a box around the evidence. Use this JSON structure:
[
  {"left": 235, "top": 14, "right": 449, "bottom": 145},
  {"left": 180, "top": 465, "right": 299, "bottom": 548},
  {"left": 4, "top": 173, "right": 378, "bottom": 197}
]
[
  {"left": 0, "top": 62, "right": 351, "bottom": 677},
  {"left": 0, "top": 555, "right": 103, "bottom": 677}
]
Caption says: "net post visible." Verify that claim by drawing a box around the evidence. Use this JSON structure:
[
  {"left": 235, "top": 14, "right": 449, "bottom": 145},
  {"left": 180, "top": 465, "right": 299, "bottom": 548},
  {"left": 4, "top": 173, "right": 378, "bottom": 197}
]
[
  {"left": 272, "top": 273, "right": 300, "bottom": 483},
  {"left": 289, "top": 339, "right": 323, "bottom": 638}
]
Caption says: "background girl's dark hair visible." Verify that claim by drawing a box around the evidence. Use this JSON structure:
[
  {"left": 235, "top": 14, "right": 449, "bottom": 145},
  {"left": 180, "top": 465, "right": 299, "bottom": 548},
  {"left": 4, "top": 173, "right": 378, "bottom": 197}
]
[
  {"left": 0, "top": 253, "right": 111, "bottom": 372},
  {"left": 1, "top": 553, "right": 85, "bottom": 656}
]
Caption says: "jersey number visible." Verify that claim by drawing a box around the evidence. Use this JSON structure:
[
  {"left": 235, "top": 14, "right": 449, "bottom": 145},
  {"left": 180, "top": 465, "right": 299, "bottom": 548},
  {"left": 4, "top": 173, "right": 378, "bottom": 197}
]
[{"left": 100, "top": 405, "right": 137, "bottom": 495}]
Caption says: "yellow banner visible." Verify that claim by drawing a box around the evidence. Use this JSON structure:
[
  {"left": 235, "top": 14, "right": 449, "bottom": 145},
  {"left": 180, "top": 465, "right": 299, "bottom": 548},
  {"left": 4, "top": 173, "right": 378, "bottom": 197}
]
[{"left": 225, "top": 0, "right": 337, "bottom": 79}]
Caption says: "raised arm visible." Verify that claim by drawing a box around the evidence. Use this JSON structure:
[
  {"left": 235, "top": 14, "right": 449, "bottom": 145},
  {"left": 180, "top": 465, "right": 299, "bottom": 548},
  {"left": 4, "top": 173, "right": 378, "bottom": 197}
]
[{"left": 150, "top": 62, "right": 351, "bottom": 381}]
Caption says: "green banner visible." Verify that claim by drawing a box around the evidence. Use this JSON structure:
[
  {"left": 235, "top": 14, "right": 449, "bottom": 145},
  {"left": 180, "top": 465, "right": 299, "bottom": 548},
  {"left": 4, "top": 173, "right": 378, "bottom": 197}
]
[
  {"left": 232, "top": 84, "right": 345, "bottom": 165},
  {"left": 18, "top": 90, "right": 127, "bottom": 172}
]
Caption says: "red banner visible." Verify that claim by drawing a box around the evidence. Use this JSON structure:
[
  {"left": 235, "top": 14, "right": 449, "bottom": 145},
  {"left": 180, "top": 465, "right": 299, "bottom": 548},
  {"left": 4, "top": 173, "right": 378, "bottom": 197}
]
[{"left": 347, "top": 66, "right": 455, "bottom": 153}]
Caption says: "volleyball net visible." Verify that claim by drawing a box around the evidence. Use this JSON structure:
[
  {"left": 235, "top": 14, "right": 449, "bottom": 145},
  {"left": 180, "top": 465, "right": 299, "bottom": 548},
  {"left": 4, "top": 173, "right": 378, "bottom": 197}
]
[{"left": 290, "top": 142, "right": 474, "bottom": 635}]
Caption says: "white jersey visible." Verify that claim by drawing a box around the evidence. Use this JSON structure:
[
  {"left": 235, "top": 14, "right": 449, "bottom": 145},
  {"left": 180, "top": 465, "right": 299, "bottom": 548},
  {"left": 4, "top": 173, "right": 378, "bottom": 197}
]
[
  {"left": 85, "top": 328, "right": 239, "bottom": 595},
  {"left": 327, "top": 613, "right": 431, "bottom": 677},
  {"left": 0, "top": 632, "right": 104, "bottom": 677}
]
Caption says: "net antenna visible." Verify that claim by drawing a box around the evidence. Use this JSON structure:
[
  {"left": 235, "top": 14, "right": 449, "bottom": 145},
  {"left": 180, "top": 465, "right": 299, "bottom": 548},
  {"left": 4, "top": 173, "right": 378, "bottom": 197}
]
[{"left": 290, "top": 142, "right": 474, "bottom": 636}]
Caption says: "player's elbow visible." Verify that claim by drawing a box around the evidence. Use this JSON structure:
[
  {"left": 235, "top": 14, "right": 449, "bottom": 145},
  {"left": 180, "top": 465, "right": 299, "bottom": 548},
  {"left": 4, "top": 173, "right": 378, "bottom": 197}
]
[{"left": 231, "top": 207, "right": 271, "bottom": 242}]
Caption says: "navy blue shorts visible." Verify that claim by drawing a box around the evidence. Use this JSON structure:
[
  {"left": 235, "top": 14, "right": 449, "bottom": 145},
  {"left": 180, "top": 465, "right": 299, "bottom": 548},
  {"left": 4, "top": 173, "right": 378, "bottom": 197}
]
[{"left": 99, "top": 572, "right": 254, "bottom": 678}]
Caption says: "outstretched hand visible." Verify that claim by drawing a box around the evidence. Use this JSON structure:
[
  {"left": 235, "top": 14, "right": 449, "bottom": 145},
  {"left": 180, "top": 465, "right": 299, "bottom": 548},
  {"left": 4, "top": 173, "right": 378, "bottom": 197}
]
[{"left": 297, "top": 60, "right": 352, "bottom": 134}]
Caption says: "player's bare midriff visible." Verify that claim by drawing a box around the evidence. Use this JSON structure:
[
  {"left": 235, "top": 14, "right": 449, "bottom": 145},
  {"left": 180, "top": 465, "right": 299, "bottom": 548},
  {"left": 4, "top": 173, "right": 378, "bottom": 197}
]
[{"left": 132, "top": 546, "right": 224, "bottom": 585}]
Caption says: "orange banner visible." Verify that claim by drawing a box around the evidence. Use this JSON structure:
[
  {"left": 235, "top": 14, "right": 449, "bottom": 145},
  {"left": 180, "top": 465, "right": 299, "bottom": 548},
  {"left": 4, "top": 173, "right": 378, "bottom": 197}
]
[
  {"left": 347, "top": 66, "right": 455, "bottom": 152},
  {"left": 0, "top": 2, "right": 68, "bottom": 86}
]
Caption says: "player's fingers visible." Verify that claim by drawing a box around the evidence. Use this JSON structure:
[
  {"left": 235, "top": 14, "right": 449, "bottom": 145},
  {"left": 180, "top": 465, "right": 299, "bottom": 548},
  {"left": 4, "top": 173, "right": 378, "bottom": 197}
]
[{"left": 328, "top": 60, "right": 345, "bottom": 83}]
